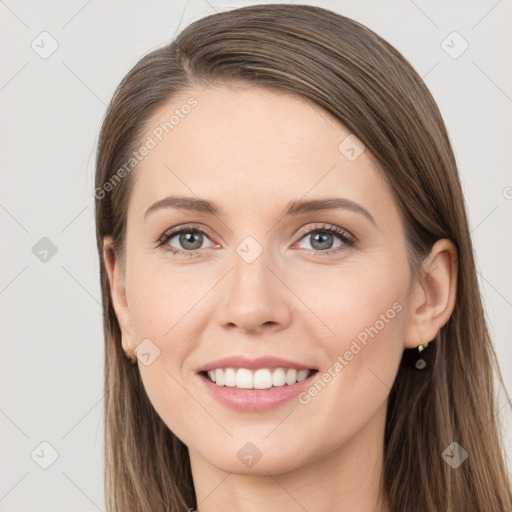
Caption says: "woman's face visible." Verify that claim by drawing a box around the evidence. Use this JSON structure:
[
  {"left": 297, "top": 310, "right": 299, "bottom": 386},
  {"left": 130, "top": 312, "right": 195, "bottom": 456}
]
[{"left": 114, "top": 83, "right": 414, "bottom": 474}]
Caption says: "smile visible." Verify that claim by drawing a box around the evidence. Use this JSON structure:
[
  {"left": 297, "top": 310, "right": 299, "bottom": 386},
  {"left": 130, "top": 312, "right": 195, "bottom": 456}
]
[
  {"left": 203, "top": 367, "right": 315, "bottom": 389},
  {"left": 197, "top": 367, "right": 319, "bottom": 412}
]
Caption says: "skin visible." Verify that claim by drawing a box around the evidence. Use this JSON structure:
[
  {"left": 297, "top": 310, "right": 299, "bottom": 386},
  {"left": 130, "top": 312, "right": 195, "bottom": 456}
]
[{"left": 104, "top": 83, "right": 457, "bottom": 512}]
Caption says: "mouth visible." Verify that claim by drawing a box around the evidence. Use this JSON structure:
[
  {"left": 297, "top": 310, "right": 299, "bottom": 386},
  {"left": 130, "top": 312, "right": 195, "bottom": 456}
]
[
  {"left": 196, "top": 365, "right": 320, "bottom": 412},
  {"left": 194, "top": 356, "right": 320, "bottom": 411},
  {"left": 199, "top": 367, "right": 319, "bottom": 390}
]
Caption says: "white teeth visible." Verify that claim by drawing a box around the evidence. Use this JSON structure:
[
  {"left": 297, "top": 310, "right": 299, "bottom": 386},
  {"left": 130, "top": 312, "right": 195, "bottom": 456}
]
[
  {"left": 297, "top": 369, "right": 310, "bottom": 382},
  {"left": 236, "top": 368, "right": 253, "bottom": 389},
  {"left": 224, "top": 368, "right": 237, "bottom": 387},
  {"left": 272, "top": 368, "right": 286, "bottom": 387},
  {"left": 204, "top": 367, "right": 314, "bottom": 389},
  {"left": 215, "top": 368, "right": 225, "bottom": 386},
  {"left": 254, "top": 369, "right": 272, "bottom": 389},
  {"left": 285, "top": 369, "right": 297, "bottom": 385}
]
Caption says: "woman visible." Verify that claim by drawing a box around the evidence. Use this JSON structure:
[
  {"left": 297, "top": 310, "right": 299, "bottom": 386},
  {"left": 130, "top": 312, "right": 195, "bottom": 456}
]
[{"left": 94, "top": 4, "right": 512, "bottom": 511}]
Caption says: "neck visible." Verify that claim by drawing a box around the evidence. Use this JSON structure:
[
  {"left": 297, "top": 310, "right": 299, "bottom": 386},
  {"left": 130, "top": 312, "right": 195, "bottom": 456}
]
[{"left": 189, "top": 402, "right": 390, "bottom": 512}]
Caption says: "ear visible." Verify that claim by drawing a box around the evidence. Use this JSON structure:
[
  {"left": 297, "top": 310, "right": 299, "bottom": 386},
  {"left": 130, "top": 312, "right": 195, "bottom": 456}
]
[
  {"left": 103, "top": 236, "right": 136, "bottom": 355},
  {"left": 403, "top": 239, "right": 458, "bottom": 349}
]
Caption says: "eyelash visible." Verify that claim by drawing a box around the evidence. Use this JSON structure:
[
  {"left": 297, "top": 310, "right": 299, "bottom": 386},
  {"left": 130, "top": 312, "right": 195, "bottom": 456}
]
[{"left": 155, "top": 223, "right": 356, "bottom": 258}]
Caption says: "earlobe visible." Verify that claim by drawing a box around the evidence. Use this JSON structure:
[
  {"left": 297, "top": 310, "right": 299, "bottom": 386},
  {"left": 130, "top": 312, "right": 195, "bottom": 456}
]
[
  {"left": 103, "top": 237, "right": 136, "bottom": 356},
  {"left": 403, "top": 239, "right": 458, "bottom": 349}
]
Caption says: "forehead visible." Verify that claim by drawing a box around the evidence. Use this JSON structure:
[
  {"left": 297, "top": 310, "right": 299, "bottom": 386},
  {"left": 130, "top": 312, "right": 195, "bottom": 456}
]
[{"left": 126, "top": 83, "right": 394, "bottom": 222}]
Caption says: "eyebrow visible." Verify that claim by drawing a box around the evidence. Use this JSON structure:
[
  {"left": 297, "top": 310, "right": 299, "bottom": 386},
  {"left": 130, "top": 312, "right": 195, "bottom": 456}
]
[{"left": 144, "top": 195, "right": 376, "bottom": 225}]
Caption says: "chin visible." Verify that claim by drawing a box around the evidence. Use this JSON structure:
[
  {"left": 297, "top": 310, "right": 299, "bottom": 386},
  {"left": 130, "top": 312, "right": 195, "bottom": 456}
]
[{"left": 194, "top": 438, "right": 314, "bottom": 476}]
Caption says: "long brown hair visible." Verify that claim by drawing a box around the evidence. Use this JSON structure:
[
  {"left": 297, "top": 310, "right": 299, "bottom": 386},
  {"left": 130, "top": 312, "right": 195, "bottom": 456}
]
[{"left": 94, "top": 4, "right": 512, "bottom": 511}]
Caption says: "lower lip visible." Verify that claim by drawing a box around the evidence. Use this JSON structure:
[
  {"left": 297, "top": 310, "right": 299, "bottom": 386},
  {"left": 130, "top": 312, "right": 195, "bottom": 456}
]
[{"left": 197, "top": 371, "right": 319, "bottom": 412}]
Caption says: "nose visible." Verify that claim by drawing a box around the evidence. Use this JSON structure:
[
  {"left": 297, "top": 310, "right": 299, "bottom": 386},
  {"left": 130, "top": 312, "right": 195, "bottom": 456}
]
[{"left": 216, "top": 247, "right": 292, "bottom": 335}]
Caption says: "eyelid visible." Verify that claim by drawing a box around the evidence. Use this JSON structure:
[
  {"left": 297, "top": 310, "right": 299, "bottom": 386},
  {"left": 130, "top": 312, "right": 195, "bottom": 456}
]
[
  {"left": 156, "top": 223, "right": 217, "bottom": 247},
  {"left": 294, "top": 223, "right": 355, "bottom": 243}
]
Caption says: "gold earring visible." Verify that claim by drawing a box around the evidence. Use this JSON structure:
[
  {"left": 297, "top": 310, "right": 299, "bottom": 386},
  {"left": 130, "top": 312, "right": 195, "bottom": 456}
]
[
  {"left": 415, "top": 341, "right": 430, "bottom": 370},
  {"left": 417, "top": 342, "right": 429, "bottom": 353}
]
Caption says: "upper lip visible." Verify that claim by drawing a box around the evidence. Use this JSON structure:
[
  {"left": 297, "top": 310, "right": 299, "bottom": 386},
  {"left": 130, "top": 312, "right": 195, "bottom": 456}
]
[{"left": 196, "top": 356, "right": 317, "bottom": 373}]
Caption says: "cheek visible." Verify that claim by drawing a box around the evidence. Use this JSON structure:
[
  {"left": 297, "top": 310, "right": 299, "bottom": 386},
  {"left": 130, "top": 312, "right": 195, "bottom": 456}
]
[
  {"left": 291, "top": 256, "right": 408, "bottom": 416},
  {"left": 124, "top": 257, "right": 211, "bottom": 404},
  {"left": 125, "top": 261, "right": 204, "bottom": 435},
  {"left": 329, "top": 274, "right": 406, "bottom": 352},
  {"left": 294, "top": 254, "right": 408, "bottom": 351},
  {"left": 125, "top": 256, "right": 202, "bottom": 344}
]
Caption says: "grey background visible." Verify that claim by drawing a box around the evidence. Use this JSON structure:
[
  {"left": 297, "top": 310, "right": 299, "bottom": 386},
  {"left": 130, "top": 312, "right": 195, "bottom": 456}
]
[{"left": 1, "top": 0, "right": 511, "bottom": 509}]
